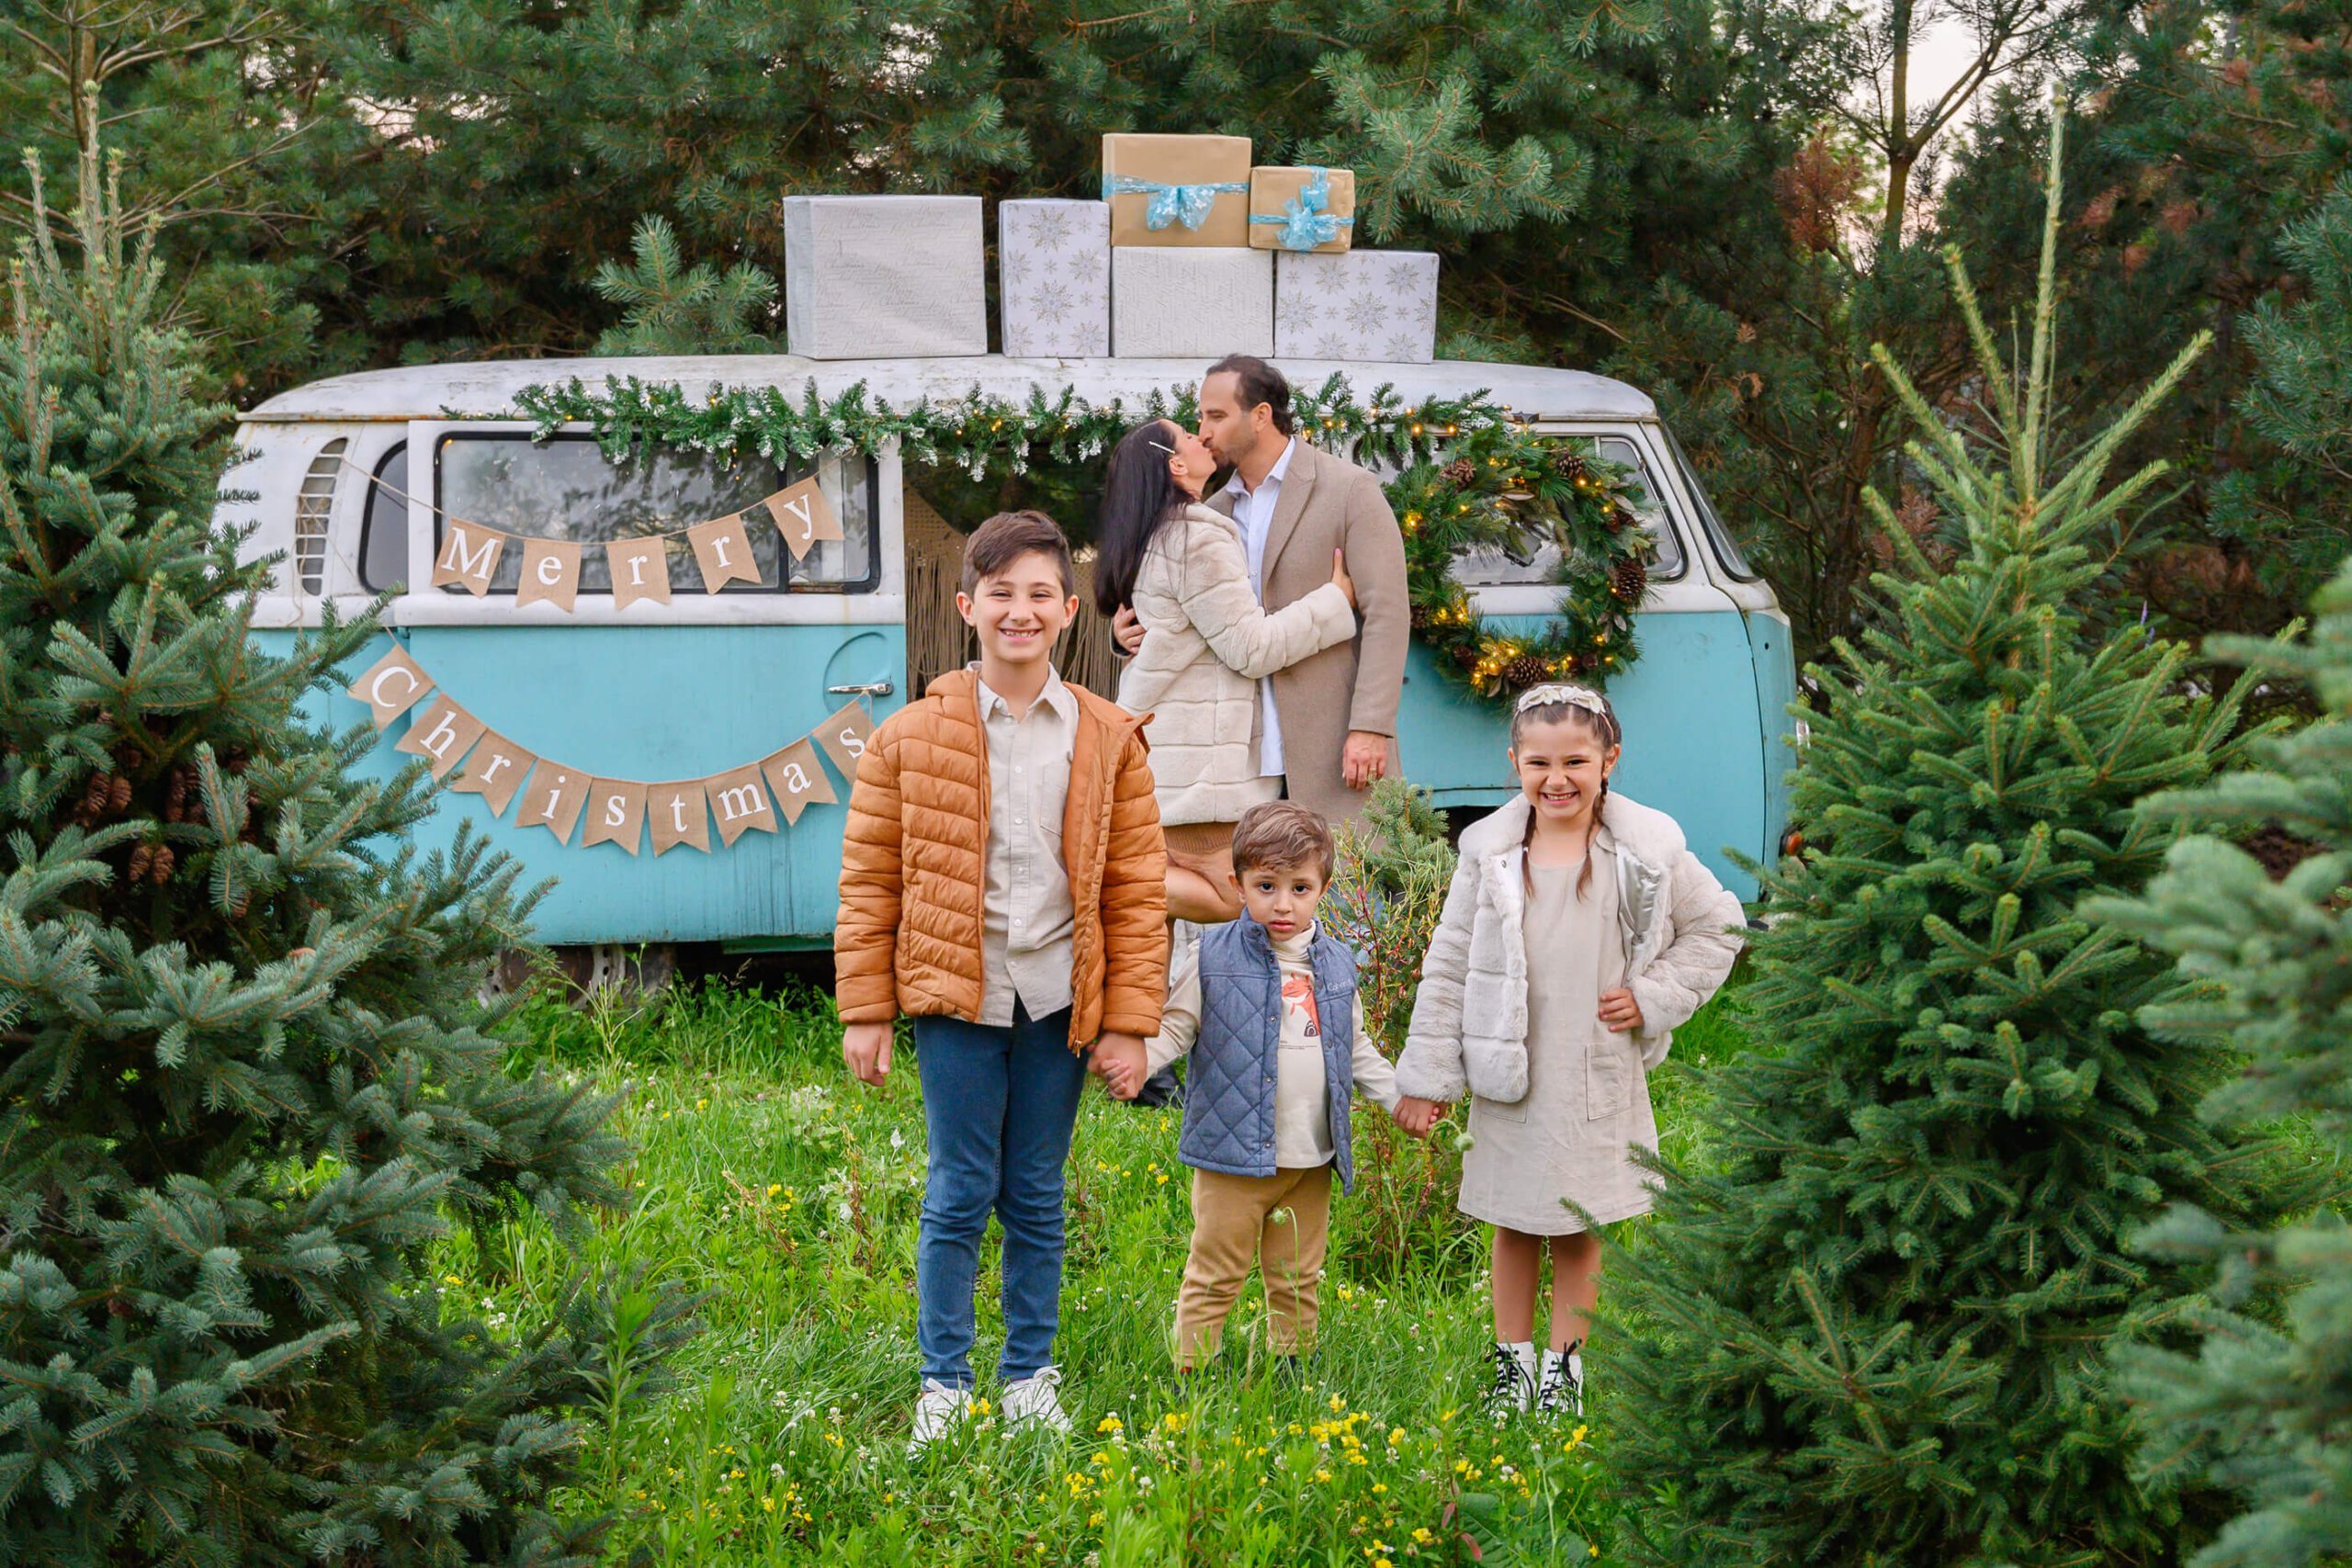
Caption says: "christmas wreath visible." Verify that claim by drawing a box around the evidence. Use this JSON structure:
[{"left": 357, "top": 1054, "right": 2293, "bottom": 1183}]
[{"left": 515, "top": 374, "right": 1651, "bottom": 703}]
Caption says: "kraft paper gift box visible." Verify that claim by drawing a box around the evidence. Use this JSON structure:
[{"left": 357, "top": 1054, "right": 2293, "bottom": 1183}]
[
  {"left": 1111, "top": 246, "right": 1273, "bottom": 358},
  {"left": 999, "top": 199, "right": 1111, "bottom": 358},
  {"left": 1248, "top": 166, "right": 1356, "bottom": 254},
  {"left": 1101, "top": 132, "right": 1252, "bottom": 248},
  {"left": 1273, "top": 249, "right": 1440, "bottom": 363},
  {"left": 780, "top": 195, "right": 987, "bottom": 359}
]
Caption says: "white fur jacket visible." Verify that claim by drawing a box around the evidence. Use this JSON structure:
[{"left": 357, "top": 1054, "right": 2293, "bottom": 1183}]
[
  {"left": 1114, "top": 503, "right": 1355, "bottom": 826},
  {"left": 1394, "top": 792, "right": 1746, "bottom": 1104}
]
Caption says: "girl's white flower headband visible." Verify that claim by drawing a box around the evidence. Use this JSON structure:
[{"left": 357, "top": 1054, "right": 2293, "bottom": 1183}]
[{"left": 1513, "top": 682, "right": 1610, "bottom": 717}]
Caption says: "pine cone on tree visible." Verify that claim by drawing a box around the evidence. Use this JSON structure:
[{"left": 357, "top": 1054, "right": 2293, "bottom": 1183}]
[
  {"left": 147, "top": 845, "right": 175, "bottom": 884},
  {"left": 127, "top": 844, "right": 153, "bottom": 882},
  {"left": 107, "top": 773, "right": 131, "bottom": 813},
  {"left": 1611, "top": 556, "right": 1649, "bottom": 604},
  {"left": 1442, "top": 457, "right": 1478, "bottom": 487},
  {"left": 82, "top": 773, "right": 111, "bottom": 817},
  {"left": 1503, "top": 652, "right": 1552, "bottom": 689}
]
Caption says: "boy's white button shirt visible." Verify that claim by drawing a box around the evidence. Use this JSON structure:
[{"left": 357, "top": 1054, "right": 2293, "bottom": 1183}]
[
  {"left": 1147, "top": 921, "right": 1401, "bottom": 1164},
  {"left": 972, "top": 664, "right": 1078, "bottom": 1027}
]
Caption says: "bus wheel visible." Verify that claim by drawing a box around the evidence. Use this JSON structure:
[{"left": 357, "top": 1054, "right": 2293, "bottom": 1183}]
[{"left": 552, "top": 942, "right": 678, "bottom": 998}]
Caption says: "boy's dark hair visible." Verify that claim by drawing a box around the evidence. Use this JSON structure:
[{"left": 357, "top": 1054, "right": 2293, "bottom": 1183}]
[
  {"left": 961, "top": 509, "right": 1075, "bottom": 597},
  {"left": 1231, "top": 800, "right": 1336, "bottom": 883},
  {"left": 1205, "top": 354, "right": 1296, "bottom": 436}
]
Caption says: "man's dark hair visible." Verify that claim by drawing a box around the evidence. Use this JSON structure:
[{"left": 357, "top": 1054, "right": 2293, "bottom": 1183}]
[
  {"left": 1206, "top": 354, "right": 1295, "bottom": 436},
  {"left": 961, "top": 509, "right": 1075, "bottom": 597}
]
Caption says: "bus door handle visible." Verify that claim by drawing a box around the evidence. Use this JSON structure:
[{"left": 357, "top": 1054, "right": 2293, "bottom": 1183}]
[{"left": 828, "top": 681, "right": 896, "bottom": 697}]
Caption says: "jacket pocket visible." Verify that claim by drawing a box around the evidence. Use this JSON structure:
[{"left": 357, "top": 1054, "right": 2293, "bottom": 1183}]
[
  {"left": 1585, "top": 1029, "right": 1637, "bottom": 1121},
  {"left": 1470, "top": 1091, "right": 1529, "bottom": 1127}
]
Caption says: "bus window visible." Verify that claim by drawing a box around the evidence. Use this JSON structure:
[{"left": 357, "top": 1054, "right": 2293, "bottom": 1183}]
[
  {"left": 359, "top": 443, "right": 408, "bottom": 592},
  {"left": 430, "top": 433, "right": 878, "bottom": 594},
  {"left": 1452, "top": 434, "right": 1686, "bottom": 586}
]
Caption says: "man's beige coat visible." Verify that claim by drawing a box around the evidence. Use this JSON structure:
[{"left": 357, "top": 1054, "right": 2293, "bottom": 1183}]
[{"left": 1207, "top": 436, "right": 1410, "bottom": 825}]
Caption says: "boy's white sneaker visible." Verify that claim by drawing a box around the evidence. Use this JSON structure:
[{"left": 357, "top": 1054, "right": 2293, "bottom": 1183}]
[
  {"left": 907, "top": 1380, "right": 971, "bottom": 1457},
  {"left": 1001, "top": 1365, "right": 1074, "bottom": 1436},
  {"left": 1536, "top": 1348, "right": 1584, "bottom": 1417},
  {"left": 1484, "top": 1341, "right": 1538, "bottom": 1417}
]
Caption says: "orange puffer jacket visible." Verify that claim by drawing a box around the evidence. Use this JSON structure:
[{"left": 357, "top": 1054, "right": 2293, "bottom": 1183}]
[{"left": 835, "top": 668, "right": 1169, "bottom": 1050}]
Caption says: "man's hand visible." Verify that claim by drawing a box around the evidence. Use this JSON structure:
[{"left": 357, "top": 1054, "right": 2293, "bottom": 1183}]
[
  {"left": 842, "top": 1021, "right": 894, "bottom": 1087},
  {"left": 1091, "top": 1032, "right": 1148, "bottom": 1100},
  {"left": 1392, "top": 1096, "right": 1443, "bottom": 1136},
  {"left": 1112, "top": 605, "right": 1146, "bottom": 656},
  {"left": 1341, "top": 730, "right": 1390, "bottom": 789},
  {"left": 1599, "top": 988, "right": 1645, "bottom": 1034}
]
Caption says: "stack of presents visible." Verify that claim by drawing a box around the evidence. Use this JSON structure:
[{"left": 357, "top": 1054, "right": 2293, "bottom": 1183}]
[{"left": 777, "top": 133, "right": 1439, "bottom": 364}]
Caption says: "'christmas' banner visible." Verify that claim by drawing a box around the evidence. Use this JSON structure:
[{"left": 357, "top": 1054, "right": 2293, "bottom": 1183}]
[{"left": 345, "top": 643, "right": 868, "bottom": 854}]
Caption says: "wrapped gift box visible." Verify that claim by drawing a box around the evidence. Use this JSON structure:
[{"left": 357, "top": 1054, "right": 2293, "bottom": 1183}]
[
  {"left": 1101, "top": 132, "right": 1252, "bottom": 248},
  {"left": 999, "top": 199, "right": 1111, "bottom": 358},
  {"left": 780, "top": 196, "right": 987, "bottom": 359},
  {"left": 1249, "top": 166, "right": 1356, "bottom": 254},
  {"left": 1111, "top": 247, "right": 1273, "bottom": 358},
  {"left": 1274, "top": 249, "right": 1439, "bottom": 363}
]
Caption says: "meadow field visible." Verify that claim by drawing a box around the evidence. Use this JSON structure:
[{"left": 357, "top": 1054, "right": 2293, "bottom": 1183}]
[{"left": 450, "top": 972, "right": 1754, "bottom": 1565}]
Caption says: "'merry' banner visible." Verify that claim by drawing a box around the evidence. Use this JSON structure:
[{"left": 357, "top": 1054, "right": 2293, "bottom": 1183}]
[{"left": 346, "top": 643, "right": 871, "bottom": 855}]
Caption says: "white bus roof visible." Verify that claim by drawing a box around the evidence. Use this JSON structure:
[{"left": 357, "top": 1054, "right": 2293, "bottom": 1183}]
[{"left": 240, "top": 355, "right": 1657, "bottom": 424}]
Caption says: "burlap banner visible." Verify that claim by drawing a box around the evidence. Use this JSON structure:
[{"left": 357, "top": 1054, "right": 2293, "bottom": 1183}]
[
  {"left": 354, "top": 458, "right": 842, "bottom": 614},
  {"left": 343, "top": 643, "right": 865, "bottom": 855}
]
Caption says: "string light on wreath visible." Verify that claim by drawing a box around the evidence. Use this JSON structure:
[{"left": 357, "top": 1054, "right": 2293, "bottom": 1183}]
[{"left": 515, "top": 372, "right": 1654, "bottom": 705}]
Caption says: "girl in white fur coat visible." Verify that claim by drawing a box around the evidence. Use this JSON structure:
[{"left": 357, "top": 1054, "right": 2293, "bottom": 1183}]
[{"left": 1393, "top": 684, "right": 1744, "bottom": 1418}]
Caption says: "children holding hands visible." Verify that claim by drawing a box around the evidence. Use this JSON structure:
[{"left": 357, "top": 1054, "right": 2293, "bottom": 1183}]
[
  {"left": 834, "top": 510, "right": 1167, "bottom": 1453},
  {"left": 1395, "top": 683, "right": 1744, "bottom": 1418},
  {"left": 1109, "top": 802, "right": 1401, "bottom": 1371}
]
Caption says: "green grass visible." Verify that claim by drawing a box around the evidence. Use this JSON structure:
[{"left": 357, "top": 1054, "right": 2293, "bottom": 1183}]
[{"left": 446, "top": 974, "right": 1756, "bottom": 1565}]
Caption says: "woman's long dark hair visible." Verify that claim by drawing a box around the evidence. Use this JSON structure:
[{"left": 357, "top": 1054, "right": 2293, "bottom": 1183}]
[{"left": 1093, "top": 418, "right": 1190, "bottom": 616}]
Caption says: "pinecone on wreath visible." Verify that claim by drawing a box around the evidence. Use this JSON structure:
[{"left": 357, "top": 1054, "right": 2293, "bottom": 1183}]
[
  {"left": 1442, "top": 457, "right": 1478, "bottom": 487},
  {"left": 1611, "top": 556, "right": 1649, "bottom": 604},
  {"left": 1606, "top": 504, "right": 1636, "bottom": 534},
  {"left": 1503, "top": 652, "right": 1553, "bottom": 689},
  {"left": 1552, "top": 448, "right": 1588, "bottom": 482},
  {"left": 1452, "top": 642, "right": 1483, "bottom": 672},
  {"left": 1409, "top": 603, "right": 1434, "bottom": 631}
]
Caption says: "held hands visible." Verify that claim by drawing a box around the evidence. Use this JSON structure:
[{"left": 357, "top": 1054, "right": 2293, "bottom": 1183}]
[
  {"left": 1599, "top": 988, "right": 1645, "bottom": 1033},
  {"left": 842, "top": 1021, "right": 893, "bottom": 1087},
  {"left": 1391, "top": 1096, "right": 1444, "bottom": 1137},
  {"left": 1091, "top": 1032, "right": 1148, "bottom": 1100}
]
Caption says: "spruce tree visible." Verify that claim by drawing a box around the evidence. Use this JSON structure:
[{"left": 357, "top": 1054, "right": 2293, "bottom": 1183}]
[
  {"left": 2089, "top": 559, "right": 2352, "bottom": 1568},
  {"left": 0, "top": 145, "right": 679, "bottom": 1564},
  {"left": 1601, "top": 119, "right": 2312, "bottom": 1566}
]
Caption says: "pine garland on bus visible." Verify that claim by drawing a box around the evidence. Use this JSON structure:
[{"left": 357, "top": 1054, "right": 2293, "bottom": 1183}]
[{"left": 515, "top": 373, "right": 1652, "bottom": 699}]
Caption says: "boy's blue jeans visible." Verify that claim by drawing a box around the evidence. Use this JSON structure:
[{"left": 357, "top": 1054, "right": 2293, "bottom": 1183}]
[{"left": 912, "top": 1003, "right": 1085, "bottom": 1389}]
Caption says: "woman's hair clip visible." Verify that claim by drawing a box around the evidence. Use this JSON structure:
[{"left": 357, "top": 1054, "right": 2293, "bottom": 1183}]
[
  {"left": 1513, "top": 682, "right": 1610, "bottom": 717},
  {"left": 1148, "top": 439, "right": 1177, "bottom": 456}
]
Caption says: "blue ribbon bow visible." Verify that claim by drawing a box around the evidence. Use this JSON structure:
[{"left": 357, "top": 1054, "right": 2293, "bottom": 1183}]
[
  {"left": 1249, "top": 166, "right": 1353, "bottom": 251},
  {"left": 1102, "top": 173, "right": 1248, "bottom": 231}
]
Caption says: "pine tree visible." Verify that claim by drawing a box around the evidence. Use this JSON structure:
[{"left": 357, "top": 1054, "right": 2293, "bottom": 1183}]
[
  {"left": 592, "top": 215, "right": 776, "bottom": 355},
  {"left": 1601, "top": 118, "right": 2316, "bottom": 1566},
  {"left": 2086, "top": 559, "right": 2352, "bottom": 1567},
  {"left": 0, "top": 143, "right": 685, "bottom": 1564}
]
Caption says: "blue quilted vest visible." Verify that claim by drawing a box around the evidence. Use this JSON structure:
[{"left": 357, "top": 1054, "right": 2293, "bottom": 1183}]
[{"left": 1180, "top": 916, "right": 1364, "bottom": 1193}]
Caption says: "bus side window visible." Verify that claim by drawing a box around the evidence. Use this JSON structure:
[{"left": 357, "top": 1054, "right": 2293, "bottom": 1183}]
[
  {"left": 1450, "top": 434, "right": 1687, "bottom": 586},
  {"left": 359, "top": 443, "right": 408, "bottom": 593},
  {"left": 1594, "top": 435, "right": 1686, "bottom": 581}
]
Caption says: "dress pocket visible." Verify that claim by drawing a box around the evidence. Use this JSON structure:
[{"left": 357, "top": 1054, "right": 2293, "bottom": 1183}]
[
  {"left": 1470, "top": 1092, "right": 1530, "bottom": 1127},
  {"left": 1585, "top": 1030, "right": 1637, "bottom": 1122}
]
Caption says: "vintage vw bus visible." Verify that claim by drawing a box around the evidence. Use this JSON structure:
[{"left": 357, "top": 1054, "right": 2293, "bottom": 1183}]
[{"left": 230, "top": 355, "right": 1792, "bottom": 975}]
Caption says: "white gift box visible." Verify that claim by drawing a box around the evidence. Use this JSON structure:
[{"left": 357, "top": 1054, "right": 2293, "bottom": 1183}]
[
  {"left": 780, "top": 196, "right": 987, "bottom": 359},
  {"left": 1274, "top": 250, "right": 1440, "bottom": 363},
  {"left": 1000, "top": 199, "right": 1111, "bottom": 358},
  {"left": 1110, "top": 246, "right": 1273, "bottom": 358}
]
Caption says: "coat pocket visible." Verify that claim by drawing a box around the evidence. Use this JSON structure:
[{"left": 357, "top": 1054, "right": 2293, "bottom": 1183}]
[
  {"left": 1585, "top": 1029, "right": 1638, "bottom": 1121},
  {"left": 1470, "top": 1091, "right": 1529, "bottom": 1127}
]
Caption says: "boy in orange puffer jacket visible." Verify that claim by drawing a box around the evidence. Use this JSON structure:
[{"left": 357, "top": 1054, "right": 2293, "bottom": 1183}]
[{"left": 835, "top": 509, "right": 1167, "bottom": 1454}]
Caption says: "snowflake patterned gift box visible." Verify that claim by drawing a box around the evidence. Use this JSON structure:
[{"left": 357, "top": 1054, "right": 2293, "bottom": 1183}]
[
  {"left": 1248, "top": 166, "right": 1355, "bottom": 254},
  {"left": 999, "top": 199, "right": 1111, "bottom": 358},
  {"left": 1274, "top": 249, "right": 1439, "bottom": 363},
  {"left": 1111, "top": 246, "right": 1273, "bottom": 358},
  {"left": 779, "top": 195, "right": 987, "bottom": 360},
  {"left": 1101, "top": 132, "right": 1253, "bottom": 248}
]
